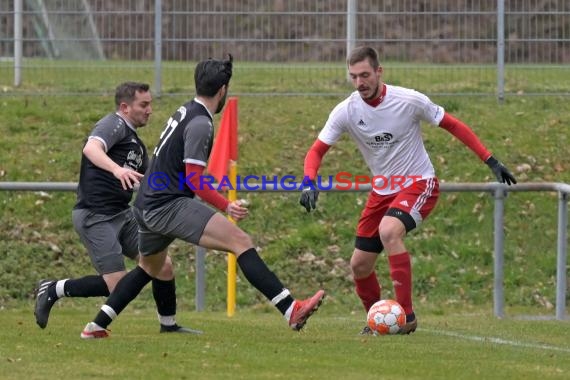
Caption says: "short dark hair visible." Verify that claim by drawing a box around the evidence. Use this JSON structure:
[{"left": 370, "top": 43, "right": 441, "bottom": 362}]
[
  {"left": 194, "top": 54, "right": 233, "bottom": 97},
  {"left": 347, "top": 46, "right": 380, "bottom": 69},
  {"left": 115, "top": 82, "right": 150, "bottom": 108}
]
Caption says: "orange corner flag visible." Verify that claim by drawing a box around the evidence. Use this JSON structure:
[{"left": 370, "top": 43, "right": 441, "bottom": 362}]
[
  {"left": 207, "top": 97, "right": 238, "bottom": 182},
  {"left": 207, "top": 97, "right": 239, "bottom": 317}
]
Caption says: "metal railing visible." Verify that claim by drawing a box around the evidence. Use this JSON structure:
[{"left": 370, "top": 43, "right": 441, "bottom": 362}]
[
  {"left": 3, "top": 0, "right": 570, "bottom": 98},
  {"left": 0, "top": 181, "right": 568, "bottom": 320}
]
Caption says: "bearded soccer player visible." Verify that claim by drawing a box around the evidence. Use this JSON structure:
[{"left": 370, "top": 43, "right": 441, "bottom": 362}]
[
  {"left": 34, "top": 82, "right": 197, "bottom": 335},
  {"left": 80, "top": 55, "right": 325, "bottom": 339},
  {"left": 299, "top": 46, "right": 516, "bottom": 335}
]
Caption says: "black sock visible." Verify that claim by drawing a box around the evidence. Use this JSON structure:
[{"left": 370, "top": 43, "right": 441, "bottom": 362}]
[
  {"left": 237, "top": 248, "right": 294, "bottom": 314},
  {"left": 152, "top": 278, "right": 176, "bottom": 317},
  {"left": 93, "top": 266, "right": 152, "bottom": 328},
  {"left": 64, "top": 275, "right": 110, "bottom": 297}
]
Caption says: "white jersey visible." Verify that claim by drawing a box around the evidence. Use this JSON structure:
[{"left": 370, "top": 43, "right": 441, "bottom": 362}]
[{"left": 318, "top": 85, "right": 445, "bottom": 195}]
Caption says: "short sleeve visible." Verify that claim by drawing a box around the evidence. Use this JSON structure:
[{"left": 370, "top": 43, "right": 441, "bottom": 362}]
[
  {"left": 182, "top": 115, "right": 214, "bottom": 167},
  {"left": 88, "top": 114, "right": 127, "bottom": 152},
  {"left": 419, "top": 95, "right": 445, "bottom": 126},
  {"left": 317, "top": 101, "right": 348, "bottom": 145}
]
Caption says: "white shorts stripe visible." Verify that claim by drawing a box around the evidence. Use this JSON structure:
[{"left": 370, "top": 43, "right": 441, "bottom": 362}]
[{"left": 410, "top": 178, "right": 436, "bottom": 224}]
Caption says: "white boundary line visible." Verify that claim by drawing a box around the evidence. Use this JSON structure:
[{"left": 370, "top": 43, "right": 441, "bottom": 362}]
[
  {"left": 335, "top": 316, "right": 569, "bottom": 353},
  {"left": 421, "top": 328, "right": 570, "bottom": 354}
]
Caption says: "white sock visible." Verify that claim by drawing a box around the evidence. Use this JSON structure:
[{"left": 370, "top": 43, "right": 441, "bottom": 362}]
[
  {"left": 158, "top": 314, "right": 176, "bottom": 326},
  {"left": 101, "top": 304, "right": 117, "bottom": 320},
  {"left": 284, "top": 301, "right": 296, "bottom": 321},
  {"left": 271, "top": 289, "right": 291, "bottom": 305},
  {"left": 55, "top": 279, "right": 68, "bottom": 298}
]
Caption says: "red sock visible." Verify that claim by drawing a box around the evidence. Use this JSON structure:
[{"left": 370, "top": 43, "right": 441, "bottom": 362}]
[
  {"left": 354, "top": 272, "right": 381, "bottom": 312},
  {"left": 388, "top": 252, "right": 413, "bottom": 314}
]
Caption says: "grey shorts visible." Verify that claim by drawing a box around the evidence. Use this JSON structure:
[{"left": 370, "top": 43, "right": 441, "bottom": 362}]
[
  {"left": 72, "top": 208, "right": 139, "bottom": 274},
  {"left": 133, "top": 197, "right": 216, "bottom": 256}
]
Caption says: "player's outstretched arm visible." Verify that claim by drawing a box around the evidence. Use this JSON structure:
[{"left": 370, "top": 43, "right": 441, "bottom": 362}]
[{"left": 438, "top": 113, "right": 517, "bottom": 186}]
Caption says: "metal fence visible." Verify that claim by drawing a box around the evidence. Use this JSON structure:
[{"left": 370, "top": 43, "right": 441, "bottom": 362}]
[
  {"left": 0, "top": 180, "right": 568, "bottom": 320},
  {"left": 0, "top": 0, "right": 569, "bottom": 97}
]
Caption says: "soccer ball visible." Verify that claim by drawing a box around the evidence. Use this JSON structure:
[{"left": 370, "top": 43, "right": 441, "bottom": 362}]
[{"left": 366, "top": 299, "right": 406, "bottom": 335}]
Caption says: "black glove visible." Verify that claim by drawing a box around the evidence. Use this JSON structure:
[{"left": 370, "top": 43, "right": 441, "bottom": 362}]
[
  {"left": 485, "top": 156, "right": 517, "bottom": 185},
  {"left": 299, "top": 179, "right": 319, "bottom": 212}
]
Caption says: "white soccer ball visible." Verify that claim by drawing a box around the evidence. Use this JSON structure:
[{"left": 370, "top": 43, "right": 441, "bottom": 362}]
[{"left": 366, "top": 299, "right": 406, "bottom": 335}]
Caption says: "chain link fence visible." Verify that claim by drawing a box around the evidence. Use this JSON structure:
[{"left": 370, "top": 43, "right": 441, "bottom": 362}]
[{"left": 0, "top": 0, "right": 569, "bottom": 96}]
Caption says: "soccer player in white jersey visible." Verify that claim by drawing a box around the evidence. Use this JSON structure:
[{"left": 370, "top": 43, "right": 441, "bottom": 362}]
[{"left": 299, "top": 46, "right": 516, "bottom": 335}]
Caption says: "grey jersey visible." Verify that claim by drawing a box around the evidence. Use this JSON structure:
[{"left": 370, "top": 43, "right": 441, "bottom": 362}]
[
  {"left": 135, "top": 99, "right": 214, "bottom": 211},
  {"left": 75, "top": 113, "right": 148, "bottom": 214}
]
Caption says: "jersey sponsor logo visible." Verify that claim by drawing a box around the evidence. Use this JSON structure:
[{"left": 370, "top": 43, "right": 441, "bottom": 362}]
[
  {"left": 399, "top": 200, "right": 409, "bottom": 207},
  {"left": 375, "top": 133, "right": 392, "bottom": 142},
  {"left": 357, "top": 119, "right": 366, "bottom": 127},
  {"left": 125, "top": 149, "right": 144, "bottom": 171},
  {"left": 365, "top": 132, "right": 395, "bottom": 149}
]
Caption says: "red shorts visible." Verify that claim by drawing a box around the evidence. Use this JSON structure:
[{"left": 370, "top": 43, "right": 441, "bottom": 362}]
[{"left": 356, "top": 177, "right": 439, "bottom": 238}]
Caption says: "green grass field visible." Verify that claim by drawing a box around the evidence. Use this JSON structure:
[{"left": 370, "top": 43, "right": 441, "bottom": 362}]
[
  {"left": 1, "top": 302, "right": 569, "bottom": 380},
  {"left": 1, "top": 63, "right": 569, "bottom": 379}
]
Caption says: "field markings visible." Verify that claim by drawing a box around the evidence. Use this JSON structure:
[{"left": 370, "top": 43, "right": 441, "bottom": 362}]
[
  {"left": 421, "top": 328, "right": 570, "bottom": 354},
  {"left": 334, "top": 315, "right": 569, "bottom": 353}
]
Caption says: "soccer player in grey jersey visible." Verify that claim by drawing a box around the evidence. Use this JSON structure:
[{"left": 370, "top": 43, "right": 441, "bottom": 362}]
[
  {"left": 81, "top": 55, "right": 325, "bottom": 339},
  {"left": 35, "top": 82, "right": 197, "bottom": 335}
]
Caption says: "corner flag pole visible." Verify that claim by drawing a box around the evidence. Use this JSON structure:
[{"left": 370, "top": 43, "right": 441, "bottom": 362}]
[
  {"left": 206, "top": 97, "right": 239, "bottom": 317},
  {"left": 227, "top": 159, "right": 238, "bottom": 317}
]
